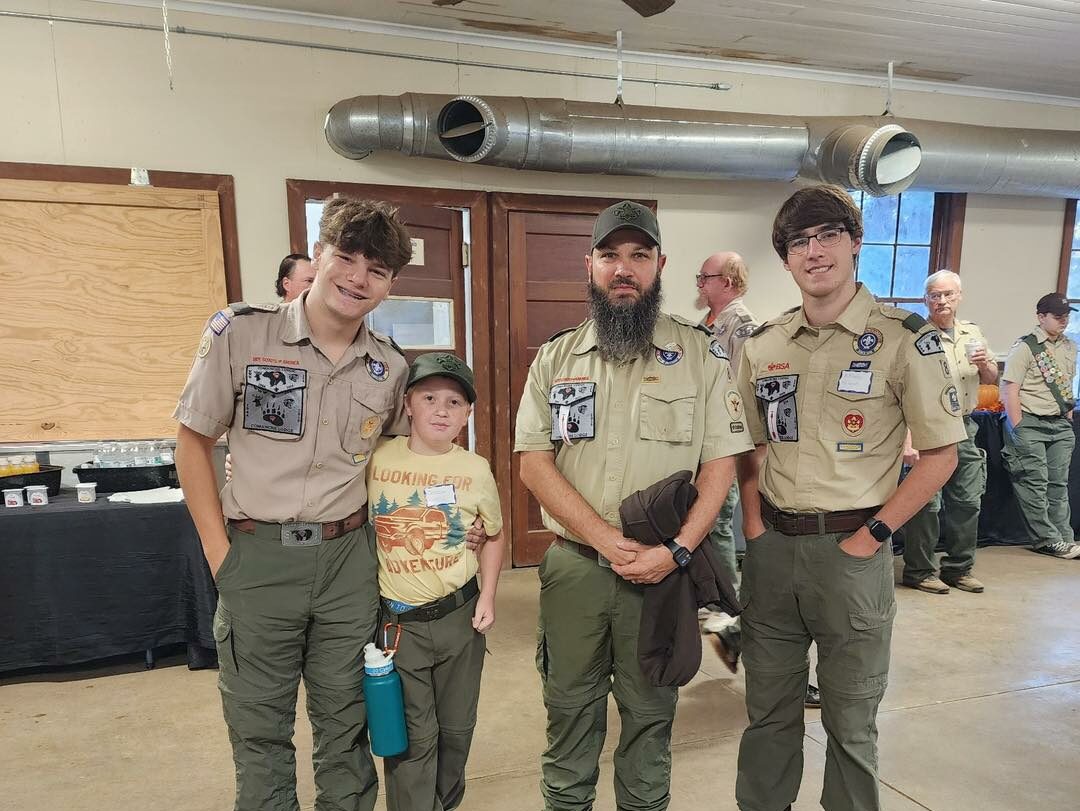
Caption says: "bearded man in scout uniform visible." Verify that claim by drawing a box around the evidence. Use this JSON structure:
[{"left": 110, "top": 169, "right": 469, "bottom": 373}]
[
  {"left": 1000, "top": 292, "right": 1080, "bottom": 559},
  {"left": 901, "top": 269, "right": 998, "bottom": 594},
  {"left": 175, "top": 198, "right": 413, "bottom": 811},
  {"left": 515, "top": 200, "right": 753, "bottom": 811},
  {"left": 734, "top": 185, "right": 966, "bottom": 811}
]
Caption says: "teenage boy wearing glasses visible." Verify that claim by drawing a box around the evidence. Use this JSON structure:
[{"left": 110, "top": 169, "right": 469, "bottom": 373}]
[
  {"left": 899, "top": 269, "right": 997, "bottom": 594},
  {"left": 1000, "top": 293, "right": 1080, "bottom": 559},
  {"left": 734, "top": 185, "right": 965, "bottom": 811}
]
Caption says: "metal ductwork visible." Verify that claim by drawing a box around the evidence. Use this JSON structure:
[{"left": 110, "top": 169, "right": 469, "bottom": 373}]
[{"left": 325, "top": 93, "right": 1080, "bottom": 198}]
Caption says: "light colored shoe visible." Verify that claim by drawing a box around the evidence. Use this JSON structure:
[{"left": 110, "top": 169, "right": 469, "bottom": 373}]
[
  {"left": 942, "top": 573, "right": 984, "bottom": 593},
  {"left": 902, "top": 575, "right": 950, "bottom": 594},
  {"left": 1033, "top": 541, "right": 1080, "bottom": 559}
]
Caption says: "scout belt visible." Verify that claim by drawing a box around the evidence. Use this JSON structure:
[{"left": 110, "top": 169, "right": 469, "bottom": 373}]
[
  {"left": 228, "top": 505, "right": 368, "bottom": 546},
  {"left": 760, "top": 497, "right": 879, "bottom": 537},
  {"left": 381, "top": 577, "right": 479, "bottom": 623},
  {"left": 555, "top": 536, "right": 599, "bottom": 561}
]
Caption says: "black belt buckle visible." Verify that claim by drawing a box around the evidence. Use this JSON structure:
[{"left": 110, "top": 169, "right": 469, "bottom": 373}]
[{"left": 281, "top": 521, "right": 322, "bottom": 546}]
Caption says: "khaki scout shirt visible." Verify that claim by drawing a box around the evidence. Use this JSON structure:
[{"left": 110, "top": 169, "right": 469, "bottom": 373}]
[
  {"left": 737, "top": 284, "right": 967, "bottom": 512},
  {"left": 1003, "top": 326, "right": 1078, "bottom": 416},
  {"left": 701, "top": 297, "right": 758, "bottom": 365},
  {"left": 174, "top": 292, "right": 409, "bottom": 523},
  {"left": 936, "top": 320, "right": 991, "bottom": 416},
  {"left": 514, "top": 312, "right": 753, "bottom": 544}
]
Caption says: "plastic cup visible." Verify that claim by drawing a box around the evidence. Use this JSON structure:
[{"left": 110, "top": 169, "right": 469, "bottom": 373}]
[
  {"left": 965, "top": 339, "right": 984, "bottom": 361},
  {"left": 4, "top": 488, "right": 24, "bottom": 507},
  {"left": 25, "top": 485, "right": 48, "bottom": 506},
  {"left": 76, "top": 482, "right": 97, "bottom": 504}
]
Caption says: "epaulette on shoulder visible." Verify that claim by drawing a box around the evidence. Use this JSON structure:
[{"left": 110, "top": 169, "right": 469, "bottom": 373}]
[
  {"left": 737, "top": 313, "right": 755, "bottom": 324},
  {"left": 370, "top": 329, "right": 406, "bottom": 357},
  {"left": 545, "top": 321, "right": 585, "bottom": 344},
  {"left": 751, "top": 306, "right": 798, "bottom": 337},
  {"left": 229, "top": 301, "right": 280, "bottom": 315},
  {"left": 878, "top": 303, "right": 926, "bottom": 333},
  {"left": 669, "top": 313, "right": 713, "bottom": 337}
]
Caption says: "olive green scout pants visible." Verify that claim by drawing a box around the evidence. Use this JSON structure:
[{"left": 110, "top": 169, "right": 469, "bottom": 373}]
[
  {"left": 706, "top": 483, "right": 741, "bottom": 586},
  {"left": 737, "top": 527, "right": 896, "bottom": 811},
  {"left": 903, "top": 416, "right": 987, "bottom": 582},
  {"left": 213, "top": 521, "right": 380, "bottom": 811},
  {"left": 536, "top": 542, "right": 678, "bottom": 811},
  {"left": 1002, "top": 414, "right": 1076, "bottom": 551},
  {"left": 379, "top": 593, "right": 486, "bottom": 811}
]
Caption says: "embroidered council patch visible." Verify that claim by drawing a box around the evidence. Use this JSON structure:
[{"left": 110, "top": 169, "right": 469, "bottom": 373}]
[
  {"left": 655, "top": 344, "right": 683, "bottom": 365},
  {"left": 916, "top": 331, "right": 945, "bottom": 356},
  {"left": 853, "top": 329, "right": 883, "bottom": 356},
  {"left": 366, "top": 358, "right": 389, "bottom": 382}
]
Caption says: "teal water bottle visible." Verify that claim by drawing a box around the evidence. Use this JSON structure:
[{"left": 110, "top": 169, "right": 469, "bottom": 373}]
[{"left": 362, "top": 642, "right": 408, "bottom": 757}]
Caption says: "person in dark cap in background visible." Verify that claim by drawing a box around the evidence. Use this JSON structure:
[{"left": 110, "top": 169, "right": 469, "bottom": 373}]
[
  {"left": 1001, "top": 292, "right": 1080, "bottom": 558},
  {"left": 514, "top": 200, "right": 752, "bottom": 811}
]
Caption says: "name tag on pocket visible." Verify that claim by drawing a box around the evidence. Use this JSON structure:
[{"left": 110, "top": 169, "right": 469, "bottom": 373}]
[
  {"left": 838, "top": 370, "right": 873, "bottom": 395},
  {"left": 424, "top": 484, "right": 457, "bottom": 507}
]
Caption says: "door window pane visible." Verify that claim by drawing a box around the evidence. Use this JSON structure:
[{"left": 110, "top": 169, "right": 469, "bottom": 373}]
[{"left": 851, "top": 191, "right": 936, "bottom": 303}]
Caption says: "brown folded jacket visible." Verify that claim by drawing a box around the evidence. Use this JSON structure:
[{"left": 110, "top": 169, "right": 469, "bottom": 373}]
[{"left": 619, "top": 470, "right": 741, "bottom": 687}]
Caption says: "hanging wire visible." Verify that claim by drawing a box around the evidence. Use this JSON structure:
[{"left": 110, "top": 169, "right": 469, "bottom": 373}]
[
  {"left": 882, "top": 60, "right": 894, "bottom": 116},
  {"left": 614, "top": 30, "right": 624, "bottom": 106},
  {"left": 161, "top": 0, "right": 174, "bottom": 91}
]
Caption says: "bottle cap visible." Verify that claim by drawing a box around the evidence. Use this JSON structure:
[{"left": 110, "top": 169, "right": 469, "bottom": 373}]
[{"left": 363, "top": 642, "right": 395, "bottom": 676}]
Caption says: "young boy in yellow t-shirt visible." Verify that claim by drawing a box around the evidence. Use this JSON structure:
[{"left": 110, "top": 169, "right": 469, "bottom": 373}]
[{"left": 367, "top": 352, "right": 505, "bottom": 811}]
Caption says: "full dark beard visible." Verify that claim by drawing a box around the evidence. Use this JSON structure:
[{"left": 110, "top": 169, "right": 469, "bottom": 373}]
[{"left": 589, "top": 276, "right": 662, "bottom": 364}]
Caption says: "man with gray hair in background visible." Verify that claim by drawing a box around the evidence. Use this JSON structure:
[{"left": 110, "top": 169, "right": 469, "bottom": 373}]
[{"left": 901, "top": 269, "right": 997, "bottom": 594}]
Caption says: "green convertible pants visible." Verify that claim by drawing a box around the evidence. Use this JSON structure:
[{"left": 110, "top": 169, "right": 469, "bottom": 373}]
[
  {"left": 705, "top": 483, "right": 741, "bottom": 586},
  {"left": 213, "top": 522, "right": 380, "bottom": 811},
  {"left": 737, "top": 527, "right": 896, "bottom": 811},
  {"left": 536, "top": 542, "right": 678, "bottom": 811},
  {"left": 1002, "top": 414, "right": 1076, "bottom": 550}
]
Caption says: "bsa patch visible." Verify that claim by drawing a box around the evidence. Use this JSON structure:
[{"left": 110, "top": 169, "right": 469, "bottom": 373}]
[
  {"left": 916, "top": 330, "right": 945, "bottom": 356},
  {"left": 837, "top": 442, "right": 864, "bottom": 453},
  {"left": 209, "top": 310, "right": 232, "bottom": 335},
  {"left": 656, "top": 344, "right": 684, "bottom": 365},
  {"left": 842, "top": 409, "right": 865, "bottom": 436},
  {"left": 734, "top": 323, "right": 756, "bottom": 339},
  {"left": 730, "top": 422, "right": 745, "bottom": 433},
  {"left": 197, "top": 333, "right": 212, "bottom": 358},
  {"left": 361, "top": 415, "right": 381, "bottom": 439},
  {"left": 709, "top": 340, "right": 728, "bottom": 360},
  {"left": 941, "top": 384, "right": 961, "bottom": 415},
  {"left": 853, "top": 329, "right": 883, "bottom": 356},
  {"left": 725, "top": 390, "right": 743, "bottom": 420},
  {"left": 243, "top": 365, "right": 307, "bottom": 435},
  {"left": 366, "top": 357, "right": 389, "bottom": 382}
]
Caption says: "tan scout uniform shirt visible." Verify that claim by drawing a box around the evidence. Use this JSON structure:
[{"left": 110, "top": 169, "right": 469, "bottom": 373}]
[
  {"left": 701, "top": 297, "right": 758, "bottom": 365},
  {"left": 1003, "top": 326, "right": 1078, "bottom": 416},
  {"left": 737, "top": 284, "right": 967, "bottom": 512},
  {"left": 938, "top": 320, "right": 991, "bottom": 416},
  {"left": 514, "top": 312, "right": 753, "bottom": 543},
  {"left": 174, "top": 293, "right": 409, "bottom": 523}
]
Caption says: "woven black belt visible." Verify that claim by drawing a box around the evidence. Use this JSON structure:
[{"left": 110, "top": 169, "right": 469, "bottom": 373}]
[
  {"left": 555, "top": 537, "right": 599, "bottom": 561},
  {"left": 382, "top": 577, "right": 479, "bottom": 623},
  {"left": 760, "top": 497, "right": 879, "bottom": 537}
]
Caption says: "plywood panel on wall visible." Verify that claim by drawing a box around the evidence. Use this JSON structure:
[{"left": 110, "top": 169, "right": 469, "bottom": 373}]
[{"left": 1, "top": 179, "right": 227, "bottom": 441}]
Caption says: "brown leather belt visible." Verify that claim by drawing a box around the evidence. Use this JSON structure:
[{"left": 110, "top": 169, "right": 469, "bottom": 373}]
[
  {"left": 555, "top": 536, "right": 599, "bottom": 561},
  {"left": 760, "top": 497, "right": 878, "bottom": 537},
  {"left": 229, "top": 505, "right": 368, "bottom": 540}
]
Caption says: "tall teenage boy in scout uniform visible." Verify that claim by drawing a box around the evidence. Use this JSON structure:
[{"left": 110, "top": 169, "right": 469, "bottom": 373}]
[
  {"left": 1000, "top": 292, "right": 1080, "bottom": 559},
  {"left": 735, "top": 185, "right": 966, "bottom": 811},
  {"left": 901, "top": 269, "right": 997, "bottom": 594},
  {"left": 516, "top": 201, "right": 753, "bottom": 811},
  {"left": 175, "top": 198, "right": 413, "bottom": 811}
]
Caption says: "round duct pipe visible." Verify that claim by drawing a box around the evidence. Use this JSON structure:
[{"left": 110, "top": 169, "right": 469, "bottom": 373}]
[
  {"left": 438, "top": 96, "right": 499, "bottom": 162},
  {"left": 816, "top": 124, "right": 922, "bottom": 196}
]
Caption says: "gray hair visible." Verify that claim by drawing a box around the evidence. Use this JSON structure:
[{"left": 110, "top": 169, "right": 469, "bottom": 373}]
[{"left": 925, "top": 269, "right": 962, "bottom": 294}]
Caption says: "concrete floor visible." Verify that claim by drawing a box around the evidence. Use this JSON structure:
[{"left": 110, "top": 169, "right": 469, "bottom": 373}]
[{"left": 2, "top": 546, "right": 1078, "bottom": 811}]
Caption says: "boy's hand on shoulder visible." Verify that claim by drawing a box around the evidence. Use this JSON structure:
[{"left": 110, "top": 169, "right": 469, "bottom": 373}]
[
  {"left": 465, "top": 517, "right": 487, "bottom": 553},
  {"left": 472, "top": 595, "right": 496, "bottom": 634}
]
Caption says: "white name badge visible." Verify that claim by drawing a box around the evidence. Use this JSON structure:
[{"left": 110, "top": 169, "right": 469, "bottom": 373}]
[
  {"left": 838, "top": 369, "right": 873, "bottom": 395},
  {"left": 424, "top": 484, "right": 457, "bottom": 507}
]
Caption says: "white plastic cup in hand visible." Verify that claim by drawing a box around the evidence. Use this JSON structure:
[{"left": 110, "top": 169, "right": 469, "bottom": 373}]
[{"left": 965, "top": 339, "right": 984, "bottom": 362}]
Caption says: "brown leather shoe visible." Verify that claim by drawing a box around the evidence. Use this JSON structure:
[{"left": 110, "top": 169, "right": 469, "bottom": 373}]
[
  {"left": 942, "top": 573, "right": 984, "bottom": 593},
  {"left": 902, "top": 575, "right": 950, "bottom": 594}
]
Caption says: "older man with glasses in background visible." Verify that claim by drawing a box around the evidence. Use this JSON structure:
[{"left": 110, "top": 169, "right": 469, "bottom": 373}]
[{"left": 900, "top": 270, "right": 997, "bottom": 594}]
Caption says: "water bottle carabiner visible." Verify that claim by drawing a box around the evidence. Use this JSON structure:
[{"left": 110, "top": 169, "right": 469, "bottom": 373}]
[{"left": 382, "top": 622, "right": 402, "bottom": 655}]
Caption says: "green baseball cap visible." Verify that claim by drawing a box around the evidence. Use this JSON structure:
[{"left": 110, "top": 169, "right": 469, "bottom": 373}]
[
  {"left": 591, "top": 200, "right": 661, "bottom": 251},
  {"left": 406, "top": 352, "right": 476, "bottom": 403}
]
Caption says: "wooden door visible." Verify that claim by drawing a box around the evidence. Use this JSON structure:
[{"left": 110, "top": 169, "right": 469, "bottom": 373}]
[{"left": 492, "top": 194, "right": 651, "bottom": 567}]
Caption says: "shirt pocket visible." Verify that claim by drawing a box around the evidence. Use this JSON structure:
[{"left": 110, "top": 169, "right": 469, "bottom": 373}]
[
  {"left": 821, "top": 369, "right": 888, "bottom": 443},
  {"left": 242, "top": 365, "right": 307, "bottom": 441},
  {"left": 343, "top": 382, "right": 396, "bottom": 454},
  {"left": 639, "top": 386, "right": 696, "bottom": 444}
]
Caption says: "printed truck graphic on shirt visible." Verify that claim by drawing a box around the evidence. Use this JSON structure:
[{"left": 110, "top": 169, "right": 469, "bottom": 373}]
[{"left": 372, "top": 491, "right": 468, "bottom": 556}]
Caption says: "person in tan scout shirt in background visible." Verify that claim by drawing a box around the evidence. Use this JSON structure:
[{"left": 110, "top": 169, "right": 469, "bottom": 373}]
[
  {"left": 174, "top": 198, "right": 413, "bottom": 811},
  {"left": 734, "top": 185, "right": 965, "bottom": 811}
]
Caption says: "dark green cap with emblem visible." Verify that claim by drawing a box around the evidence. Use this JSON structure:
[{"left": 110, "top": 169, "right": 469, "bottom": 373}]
[
  {"left": 591, "top": 200, "right": 661, "bottom": 251},
  {"left": 406, "top": 352, "right": 476, "bottom": 403}
]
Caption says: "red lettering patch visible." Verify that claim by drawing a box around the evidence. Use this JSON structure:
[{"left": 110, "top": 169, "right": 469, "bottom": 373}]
[{"left": 767, "top": 362, "right": 790, "bottom": 371}]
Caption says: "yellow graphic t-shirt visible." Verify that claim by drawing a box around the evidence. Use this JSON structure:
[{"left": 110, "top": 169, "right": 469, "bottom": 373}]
[{"left": 367, "top": 436, "right": 503, "bottom": 605}]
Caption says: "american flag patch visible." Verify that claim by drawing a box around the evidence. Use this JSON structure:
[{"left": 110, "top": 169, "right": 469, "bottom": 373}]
[{"left": 209, "top": 310, "right": 231, "bottom": 335}]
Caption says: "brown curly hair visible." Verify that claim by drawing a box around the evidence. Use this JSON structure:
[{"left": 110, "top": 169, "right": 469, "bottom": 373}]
[
  {"left": 318, "top": 198, "right": 413, "bottom": 275},
  {"left": 772, "top": 185, "right": 864, "bottom": 259}
]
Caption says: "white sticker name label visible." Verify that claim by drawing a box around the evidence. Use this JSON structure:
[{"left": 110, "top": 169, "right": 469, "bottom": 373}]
[
  {"left": 838, "top": 369, "right": 873, "bottom": 395},
  {"left": 424, "top": 484, "right": 457, "bottom": 507}
]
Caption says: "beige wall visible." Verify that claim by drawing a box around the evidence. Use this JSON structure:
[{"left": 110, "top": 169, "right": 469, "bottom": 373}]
[{"left": 3, "top": 0, "right": 1077, "bottom": 344}]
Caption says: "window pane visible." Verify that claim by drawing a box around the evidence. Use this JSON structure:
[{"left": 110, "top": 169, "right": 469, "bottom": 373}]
[
  {"left": 1073, "top": 217, "right": 1080, "bottom": 250},
  {"left": 1066, "top": 318, "right": 1080, "bottom": 401},
  {"left": 858, "top": 245, "right": 894, "bottom": 297},
  {"left": 305, "top": 200, "right": 324, "bottom": 256},
  {"left": 861, "top": 195, "right": 899, "bottom": 244},
  {"left": 1068, "top": 252, "right": 1080, "bottom": 300},
  {"left": 893, "top": 246, "right": 931, "bottom": 298},
  {"left": 898, "top": 191, "right": 935, "bottom": 245},
  {"left": 904, "top": 301, "right": 929, "bottom": 318}
]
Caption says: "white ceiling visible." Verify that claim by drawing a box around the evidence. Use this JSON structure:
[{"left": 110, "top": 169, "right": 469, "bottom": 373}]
[{"left": 188, "top": 0, "right": 1080, "bottom": 100}]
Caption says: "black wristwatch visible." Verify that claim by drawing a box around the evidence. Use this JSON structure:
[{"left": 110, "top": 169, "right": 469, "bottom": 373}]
[
  {"left": 663, "top": 538, "right": 692, "bottom": 568},
  {"left": 864, "top": 517, "right": 893, "bottom": 542}
]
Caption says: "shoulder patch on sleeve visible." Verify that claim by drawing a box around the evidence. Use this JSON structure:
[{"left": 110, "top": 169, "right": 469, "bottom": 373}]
[
  {"left": 915, "top": 329, "right": 945, "bottom": 356},
  {"left": 734, "top": 323, "right": 757, "bottom": 339},
  {"left": 229, "top": 301, "right": 280, "bottom": 315},
  {"left": 708, "top": 339, "right": 728, "bottom": 360}
]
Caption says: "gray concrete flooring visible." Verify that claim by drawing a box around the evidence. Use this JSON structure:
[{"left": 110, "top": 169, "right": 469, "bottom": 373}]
[{"left": 2, "top": 546, "right": 1078, "bottom": 810}]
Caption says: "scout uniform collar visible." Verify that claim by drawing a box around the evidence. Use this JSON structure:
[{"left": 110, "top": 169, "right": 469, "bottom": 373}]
[
  {"left": 783, "top": 283, "right": 874, "bottom": 338},
  {"left": 718, "top": 296, "right": 745, "bottom": 317},
  {"left": 1033, "top": 325, "right": 1053, "bottom": 343},
  {"left": 569, "top": 313, "right": 679, "bottom": 357},
  {"left": 279, "top": 290, "right": 382, "bottom": 365}
]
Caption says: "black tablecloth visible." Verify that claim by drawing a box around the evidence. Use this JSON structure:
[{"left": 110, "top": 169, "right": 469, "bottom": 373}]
[{"left": 0, "top": 491, "right": 216, "bottom": 672}]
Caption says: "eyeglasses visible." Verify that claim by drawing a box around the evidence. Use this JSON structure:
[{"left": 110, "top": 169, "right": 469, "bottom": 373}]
[
  {"left": 927, "top": 291, "right": 960, "bottom": 302},
  {"left": 786, "top": 227, "right": 846, "bottom": 256},
  {"left": 695, "top": 273, "right": 726, "bottom": 286}
]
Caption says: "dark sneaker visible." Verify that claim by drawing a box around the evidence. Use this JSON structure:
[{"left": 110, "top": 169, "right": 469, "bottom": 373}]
[
  {"left": 703, "top": 615, "right": 740, "bottom": 674},
  {"left": 1033, "top": 541, "right": 1080, "bottom": 559},
  {"left": 902, "top": 575, "right": 950, "bottom": 594},
  {"left": 941, "top": 573, "right": 985, "bottom": 593},
  {"left": 804, "top": 683, "right": 821, "bottom": 708}
]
